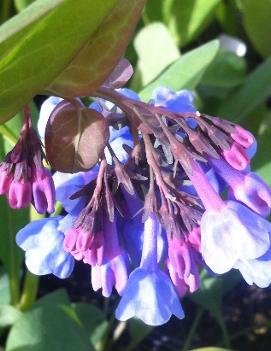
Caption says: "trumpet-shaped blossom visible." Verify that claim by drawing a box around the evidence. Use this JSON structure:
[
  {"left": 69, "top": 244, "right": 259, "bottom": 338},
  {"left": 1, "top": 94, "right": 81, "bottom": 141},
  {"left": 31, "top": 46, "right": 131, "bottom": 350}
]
[
  {"left": 12, "top": 81, "right": 271, "bottom": 327},
  {"left": 115, "top": 214, "right": 184, "bottom": 326},
  {"left": 16, "top": 216, "right": 75, "bottom": 278},
  {"left": 91, "top": 252, "right": 129, "bottom": 297},
  {"left": 234, "top": 245, "right": 271, "bottom": 288},
  {"left": 210, "top": 158, "right": 271, "bottom": 217},
  {"left": 201, "top": 201, "right": 271, "bottom": 274}
]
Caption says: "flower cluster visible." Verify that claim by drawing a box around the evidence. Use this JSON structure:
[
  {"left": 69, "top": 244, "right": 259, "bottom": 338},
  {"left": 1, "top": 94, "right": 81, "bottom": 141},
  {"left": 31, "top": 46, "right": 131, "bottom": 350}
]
[
  {"left": 0, "top": 107, "right": 55, "bottom": 213},
  {"left": 6, "top": 61, "right": 271, "bottom": 326}
]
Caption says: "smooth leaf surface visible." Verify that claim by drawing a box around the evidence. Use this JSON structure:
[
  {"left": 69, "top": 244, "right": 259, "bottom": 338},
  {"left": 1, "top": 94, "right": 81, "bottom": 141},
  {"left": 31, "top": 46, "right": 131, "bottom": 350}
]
[
  {"left": 143, "top": 0, "right": 171, "bottom": 23},
  {"left": 103, "top": 58, "right": 134, "bottom": 89},
  {"left": 190, "top": 270, "right": 240, "bottom": 314},
  {"left": 14, "top": 0, "right": 36, "bottom": 12},
  {"left": 0, "top": 270, "right": 10, "bottom": 304},
  {"left": 0, "top": 0, "right": 145, "bottom": 123},
  {"left": 124, "top": 319, "right": 153, "bottom": 351},
  {"left": 0, "top": 197, "right": 28, "bottom": 294},
  {"left": 201, "top": 48, "right": 247, "bottom": 88},
  {"left": 133, "top": 22, "right": 180, "bottom": 87},
  {"left": 47, "top": 0, "right": 146, "bottom": 97},
  {"left": 45, "top": 101, "right": 109, "bottom": 173},
  {"left": 34, "top": 289, "right": 70, "bottom": 308},
  {"left": 166, "top": 0, "right": 221, "bottom": 46},
  {"left": 6, "top": 304, "right": 94, "bottom": 351},
  {"left": 243, "top": 0, "right": 271, "bottom": 57},
  {"left": 0, "top": 305, "right": 22, "bottom": 327},
  {"left": 217, "top": 56, "right": 271, "bottom": 120},
  {"left": 252, "top": 114, "right": 271, "bottom": 185},
  {"left": 73, "top": 303, "right": 109, "bottom": 349},
  {"left": 190, "top": 348, "right": 232, "bottom": 351},
  {"left": 0, "top": 0, "right": 116, "bottom": 122},
  {"left": 139, "top": 40, "right": 219, "bottom": 101}
]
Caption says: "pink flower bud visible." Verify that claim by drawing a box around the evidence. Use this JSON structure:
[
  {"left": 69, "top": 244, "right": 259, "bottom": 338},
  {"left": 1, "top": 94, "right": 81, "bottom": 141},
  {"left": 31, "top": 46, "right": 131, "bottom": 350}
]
[
  {"left": 8, "top": 180, "right": 32, "bottom": 209},
  {"left": 222, "top": 142, "right": 249, "bottom": 170},
  {"left": 0, "top": 169, "right": 12, "bottom": 195},
  {"left": 32, "top": 168, "right": 55, "bottom": 214},
  {"left": 231, "top": 126, "right": 255, "bottom": 149}
]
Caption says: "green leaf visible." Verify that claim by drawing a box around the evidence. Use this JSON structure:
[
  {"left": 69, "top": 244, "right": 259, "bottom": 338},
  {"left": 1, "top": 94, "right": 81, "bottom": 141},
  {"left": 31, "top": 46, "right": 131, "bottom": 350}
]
[
  {"left": 73, "top": 303, "right": 109, "bottom": 350},
  {"left": 133, "top": 22, "right": 180, "bottom": 88},
  {"left": 0, "top": 270, "right": 10, "bottom": 304},
  {"left": 0, "top": 197, "right": 29, "bottom": 304},
  {"left": 124, "top": 319, "right": 153, "bottom": 351},
  {"left": 143, "top": 0, "right": 172, "bottom": 23},
  {"left": 34, "top": 289, "right": 70, "bottom": 308},
  {"left": 243, "top": 0, "right": 271, "bottom": 57},
  {"left": 190, "top": 348, "right": 232, "bottom": 351},
  {"left": 251, "top": 113, "right": 271, "bottom": 185},
  {"left": 0, "top": 0, "right": 145, "bottom": 123},
  {"left": 0, "top": 305, "right": 22, "bottom": 327},
  {"left": 216, "top": 0, "right": 243, "bottom": 36},
  {"left": 6, "top": 303, "right": 95, "bottom": 351},
  {"left": 217, "top": 57, "right": 271, "bottom": 120},
  {"left": 166, "top": 0, "right": 221, "bottom": 47},
  {"left": 14, "top": 0, "right": 36, "bottom": 12},
  {"left": 190, "top": 270, "right": 240, "bottom": 314},
  {"left": 201, "top": 48, "right": 247, "bottom": 88},
  {"left": 139, "top": 40, "right": 219, "bottom": 101}
]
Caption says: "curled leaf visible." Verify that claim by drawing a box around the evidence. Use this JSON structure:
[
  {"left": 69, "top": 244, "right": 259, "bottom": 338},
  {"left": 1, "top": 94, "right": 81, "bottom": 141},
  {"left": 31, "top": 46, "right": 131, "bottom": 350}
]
[
  {"left": 45, "top": 101, "right": 109, "bottom": 173},
  {"left": 103, "top": 58, "right": 134, "bottom": 89}
]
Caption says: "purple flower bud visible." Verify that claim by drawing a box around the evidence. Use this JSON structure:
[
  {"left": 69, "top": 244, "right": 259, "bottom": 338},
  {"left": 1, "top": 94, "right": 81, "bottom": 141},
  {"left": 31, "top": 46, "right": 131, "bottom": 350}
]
[
  {"left": 8, "top": 180, "right": 32, "bottom": 209},
  {"left": 231, "top": 126, "right": 255, "bottom": 149},
  {"left": 210, "top": 158, "right": 271, "bottom": 217},
  {"left": 167, "top": 259, "right": 200, "bottom": 297},
  {"left": 222, "top": 142, "right": 249, "bottom": 170},
  {"left": 91, "top": 252, "right": 129, "bottom": 297},
  {"left": 32, "top": 168, "right": 55, "bottom": 214},
  {"left": 0, "top": 168, "right": 12, "bottom": 195},
  {"left": 0, "top": 107, "right": 56, "bottom": 213},
  {"left": 234, "top": 173, "right": 271, "bottom": 217}
]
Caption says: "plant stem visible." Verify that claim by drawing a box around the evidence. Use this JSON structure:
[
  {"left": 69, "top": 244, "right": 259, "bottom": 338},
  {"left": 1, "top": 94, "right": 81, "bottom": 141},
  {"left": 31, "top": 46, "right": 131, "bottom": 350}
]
[
  {"left": 182, "top": 308, "right": 204, "bottom": 351},
  {"left": 215, "top": 311, "right": 232, "bottom": 349},
  {"left": 19, "top": 271, "right": 39, "bottom": 311},
  {"left": 18, "top": 207, "right": 43, "bottom": 310},
  {"left": 0, "top": 0, "right": 12, "bottom": 24}
]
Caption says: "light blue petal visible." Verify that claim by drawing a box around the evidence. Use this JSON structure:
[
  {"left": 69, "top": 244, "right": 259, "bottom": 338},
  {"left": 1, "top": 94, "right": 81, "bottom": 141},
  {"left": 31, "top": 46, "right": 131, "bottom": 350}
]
[
  {"left": 53, "top": 167, "right": 98, "bottom": 212},
  {"left": 16, "top": 217, "right": 62, "bottom": 251},
  {"left": 117, "top": 88, "right": 140, "bottom": 101},
  {"left": 106, "top": 126, "right": 134, "bottom": 164},
  {"left": 235, "top": 245, "right": 271, "bottom": 288},
  {"left": 38, "top": 96, "right": 63, "bottom": 139},
  {"left": 115, "top": 268, "right": 184, "bottom": 326},
  {"left": 201, "top": 202, "right": 271, "bottom": 274},
  {"left": 17, "top": 217, "right": 75, "bottom": 278},
  {"left": 152, "top": 87, "right": 196, "bottom": 113}
]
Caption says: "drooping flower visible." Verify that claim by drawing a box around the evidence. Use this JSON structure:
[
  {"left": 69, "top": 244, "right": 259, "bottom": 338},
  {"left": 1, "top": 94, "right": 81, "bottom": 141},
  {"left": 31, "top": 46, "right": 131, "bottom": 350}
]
[
  {"left": 210, "top": 157, "right": 271, "bottom": 217},
  {"left": 0, "top": 107, "right": 55, "bottom": 213},
  {"left": 115, "top": 214, "right": 184, "bottom": 326},
  {"left": 234, "top": 245, "right": 271, "bottom": 288},
  {"left": 16, "top": 215, "right": 75, "bottom": 278},
  {"left": 188, "top": 161, "right": 271, "bottom": 275},
  {"left": 14, "top": 78, "right": 271, "bottom": 327}
]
